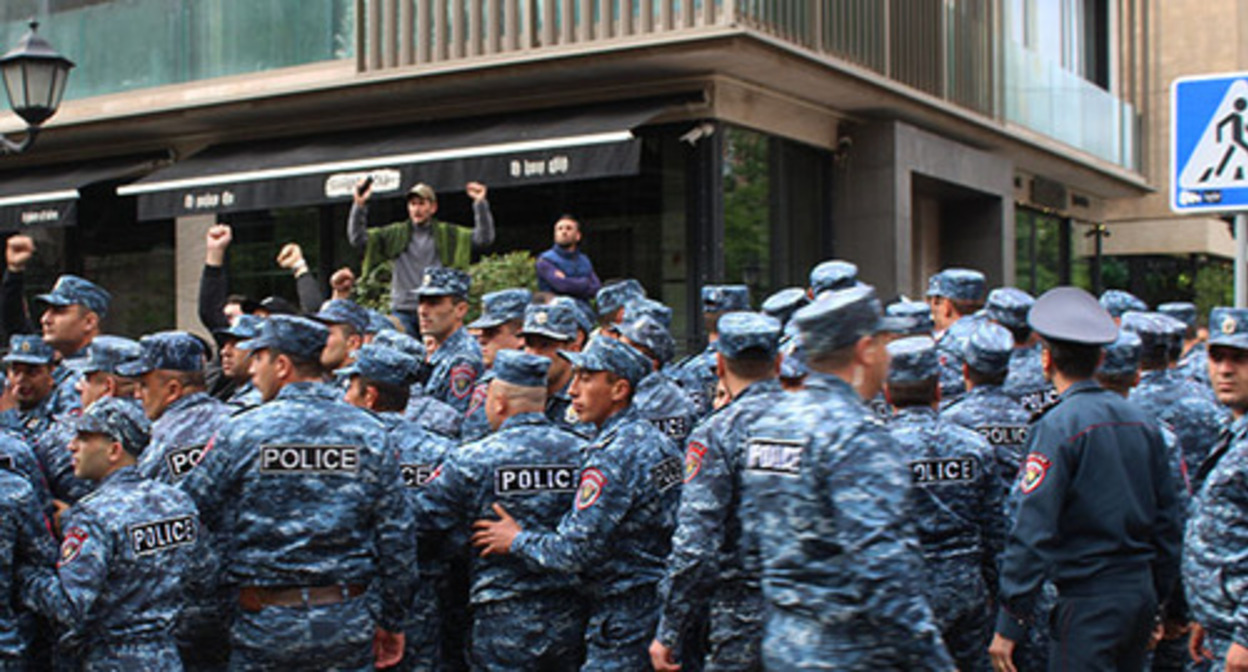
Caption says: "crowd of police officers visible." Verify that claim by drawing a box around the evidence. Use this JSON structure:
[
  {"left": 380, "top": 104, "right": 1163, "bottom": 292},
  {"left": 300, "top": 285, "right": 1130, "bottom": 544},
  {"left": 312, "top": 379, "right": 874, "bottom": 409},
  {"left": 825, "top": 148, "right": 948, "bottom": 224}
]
[{"left": 0, "top": 214, "right": 1247, "bottom": 672}]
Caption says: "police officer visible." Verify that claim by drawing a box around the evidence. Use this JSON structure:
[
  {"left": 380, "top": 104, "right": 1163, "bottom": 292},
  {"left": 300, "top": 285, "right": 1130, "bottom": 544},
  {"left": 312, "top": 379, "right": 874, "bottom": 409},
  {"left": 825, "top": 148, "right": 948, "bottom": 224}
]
[
  {"left": 311, "top": 298, "right": 370, "bottom": 372},
  {"left": 1159, "top": 301, "right": 1209, "bottom": 387},
  {"left": 0, "top": 465, "right": 56, "bottom": 672},
  {"left": 990, "top": 287, "right": 1183, "bottom": 671},
  {"left": 741, "top": 285, "right": 952, "bottom": 668},
  {"left": 2, "top": 335, "right": 63, "bottom": 445},
  {"left": 461, "top": 288, "right": 531, "bottom": 442},
  {"left": 927, "top": 268, "right": 987, "bottom": 402},
  {"left": 471, "top": 336, "right": 682, "bottom": 670},
  {"left": 19, "top": 397, "right": 201, "bottom": 670},
  {"left": 415, "top": 268, "right": 484, "bottom": 414},
  {"left": 885, "top": 335, "right": 1001, "bottom": 672},
  {"left": 1122, "top": 311, "right": 1228, "bottom": 480},
  {"left": 652, "top": 312, "right": 785, "bottom": 671},
  {"left": 941, "top": 321, "right": 1032, "bottom": 497},
  {"left": 594, "top": 279, "right": 645, "bottom": 331},
  {"left": 760, "top": 287, "right": 809, "bottom": 326},
  {"left": 31, "top": 275, "right": 114, "bottom": 417},
  {"left": 989, "top": 288, "right": 1058, "bottom": 417},
  {"left": 415, "top": 350, "right": 588, "bottom": 670},
  {"left": 1185, "top": 307, "right": 1248, "bottom": 668},
  {"left": 617, "top": 315, "right": 700, "bottom": 447},
  {"left": 670, "top": 286, "right": 750, "bottom": 416},
  {"left": 1099, "top": 288, "right": 1148, "bottom": 323},
  {"left": 372, "top": 330, "right": 463, "bottom": 440},
  {"left": 808, "top": 259, "right": 858, "bottom": 297},
  {"left": 179, "top": 315, "right": 417, "bottom": 670},
  {"left": 549, "top": 295, "right": 595, "bottom": 351},
  {"left": 210, "top": 315, "right": 264, "bottom": 410},
  {"left": 518, "top": 302, "right": 593, "bottom": 435},
  {"left": 338, "top": 344, "right": 457, "bottom": 672}
]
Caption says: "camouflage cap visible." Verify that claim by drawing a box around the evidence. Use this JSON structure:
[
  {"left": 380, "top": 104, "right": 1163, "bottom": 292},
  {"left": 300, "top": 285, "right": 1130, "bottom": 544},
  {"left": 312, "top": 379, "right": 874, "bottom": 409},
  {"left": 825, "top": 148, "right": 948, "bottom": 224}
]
[
  {"left": 69, "top": 335, "right": 142, "bottom": 375},
  {"left": 1157, "top": 302, "right": 1198, "bottom": 330},
  {"left": 213, "top": 314, "right": 264, "bottom": 342},
  {"left": 365, "top": 310, "right": 398, "bottom": 336},
  {"left": 886, "top": 335, "right": 939, "bottom": 383},
  {"left": 3, "top": 334, "right": 55, "bottom": 366},
  {"left": 117, "top": 331, "right": 207, "bottom": 377},
  {"left": 72, "top": 396, "right": 151, "bottom": 457},
  {"left": 700, "top": 285, "right": 750, "bottom": 313},
  {"left": 621, "top": 298, "right": 672, "bottom": 330},
  {"left": 560, "top": 335, "right": 651, "bottom": 389},
  {"left": 963, "top": 321, "right": 1014, "bottom": 376},
  {"left": 926, "top": 268, "right": 986, "bottom": 302},
  {"left": 618, "top": 315, "right": 675, "bottom": 366},
  {"left": 884, "top": 299, "right": 935, "bottom": 336},
  {"left": 493, "top": 349, "right": 550, "bottom": 388},
  {"left": 520, "top": 303, "right": 577, "bottom": 342},
  {"left": 1119, "top": 312, "right": 1170, "bottom": 351},
  {"left": 715, "top": 312, "right": 782, "bottom": 360},
  {"left": 412, "top": 267, "right": 471, "bottom": 300},
  {"left": 1097, "top": 330, "right": 1143, "bottom": 377},
  {"left": 336, "top": 343, "right": 419, "bottom": 388},
  {"left": 1029, "top": 287, "right": 1117, "bottom": 345},
  {"left": 595, "top": 279, "right": 645, "bottom": 317},
  {"left": 1209, "top": 307, "right": 1248, "bottom": 350},
  {"left": 551, "top": 296, "right": 596, "bottom": 335},
  {"left": 809, "top": 260, "right": 859, "bottom": 295},
  {"left": 467, "top": 288, "right": 532, "bottom": 330},
  {"left": 237, "top": 315, "right": 330, "bottom": 362},
  {"left": 794, "top": 284, "right": 886, "bottom": 356},
  {"left": 36, "top": 274, "right": 112, "bottom": 318},
  {"left": 1099, "top": 289, "right": 1148, "bottom": 318},
  {"left": 986, "top": 287, "right": 1035, "bottom": 331},
  {"left": 761, "top": 287, "right": 810, "bottom": 325},
  {"left": 779, "top": 330, "right": 808, "bottom": 380},
  {"left": 372, "top": 330, "right": 427, "bottom": 361},
  {"left": 313, "top": 299, "right": 371, "bottom": 334}
]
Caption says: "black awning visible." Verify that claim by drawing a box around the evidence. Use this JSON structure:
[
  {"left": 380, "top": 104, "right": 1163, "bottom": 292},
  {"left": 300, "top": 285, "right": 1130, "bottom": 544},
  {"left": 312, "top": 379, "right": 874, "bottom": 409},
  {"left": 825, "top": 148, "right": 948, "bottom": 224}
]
[
  {"left": 0, "top": 155, "right": 165, "bottom": 231},
  {"left": 121, "top": 98, "right": 682, "bottom": 221}
]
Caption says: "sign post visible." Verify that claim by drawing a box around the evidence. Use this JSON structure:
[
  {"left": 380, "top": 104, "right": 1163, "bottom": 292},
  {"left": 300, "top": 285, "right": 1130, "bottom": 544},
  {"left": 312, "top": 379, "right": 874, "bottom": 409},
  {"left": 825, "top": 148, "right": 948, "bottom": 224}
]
[{"left": 1172, "top": 72, "right": 1248, "bottom": 307}]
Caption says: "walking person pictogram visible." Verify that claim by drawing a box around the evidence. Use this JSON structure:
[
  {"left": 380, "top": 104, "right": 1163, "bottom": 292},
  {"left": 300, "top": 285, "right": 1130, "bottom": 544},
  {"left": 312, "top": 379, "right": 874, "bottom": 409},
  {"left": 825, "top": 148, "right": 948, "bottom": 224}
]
[{"left": 1201, "top": 97, "right": 1248, "bottom": 182}]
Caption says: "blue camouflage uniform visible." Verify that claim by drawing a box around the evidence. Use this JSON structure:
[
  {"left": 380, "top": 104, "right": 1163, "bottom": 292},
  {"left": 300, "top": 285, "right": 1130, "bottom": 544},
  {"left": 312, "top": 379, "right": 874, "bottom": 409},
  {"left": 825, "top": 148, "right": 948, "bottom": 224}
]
[
  {"left": 886, "top": 336, "right": 1001, "bottom": 672},
  {"left": 418, "top": 351, "right": 589, "bottom": 670},
  {"left": 655, "top": 313, "right": 785, "bottom": 670},
  {"left": 338, "top": 344, "right": 458, "bottom": 672},
  {"left": 940, "top": 321, "right": 1032, "bottom": 496},
  {"left": 0, "top": 468, "right": 57, "bottom": 672},
  {"left": 985, "top": 288, "right": 1058, "bottom": 417},
  {"left": 20, "top": 399, "right": 201, "bottom": 671},
  {"left": 35, "top": 276, "right": 112, "bottom": 419},
  {"left": 460, "top": 288, "right": 532, "bottom": 442},
  {"left": 760, "top": 287, "right": 809, "bottom": 326},
  {"left": 1099, "top": 288, "right": 1148, "bottom": 319},
  {"left": 179, "top": 316, "right": 417, "bottom": 671},
  {"left": 212, "top": 316, "right": 265, "bottom": 411},
  {"left": 808, "top": 259, "right": 858, "bottom": 297},
  {"left": 517, "top": 303, "right": 595, "bottom": 437},
  {"left": 1123, "top": 312, "right": 1228, "bottom": 481},
  {"left": 742, "top": 286, "right": 953, "bottom": 669},
  {"left": 670, "top": 287, "right": 748, "bottom": 417},
  {"left": 594, "top": 279, "right": 645, "bottom": 325},
  {"left": 928, "top": 268, "right": 987, "bottom": 403},
  {"left": 620, "top": 315, "right": 700, "bottom": 447},
  {"left": 995, "top": 288, "right": 1183, "bottom": 671},
  {"left": 1159, "top": 301, "right": 1211, "bottom": 387},
  {"left": 508, "top": 337, "right": 683, "bottom": 670},
  {"left": 416, "top": 269, "right": 485, "bottom": 414},
  {"left": 1182, "top": 307, "right": 1248, "bottom": 663},
  {"left": 370, "top": 330, "right": 464, "bottom": 439}
]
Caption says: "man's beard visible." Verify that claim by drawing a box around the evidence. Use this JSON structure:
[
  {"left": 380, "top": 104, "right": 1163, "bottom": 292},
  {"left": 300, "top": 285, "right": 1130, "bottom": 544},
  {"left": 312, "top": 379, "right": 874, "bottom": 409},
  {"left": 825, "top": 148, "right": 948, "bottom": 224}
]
[{"left": 557, "top": 241, "right": 575, "bottom": 250}]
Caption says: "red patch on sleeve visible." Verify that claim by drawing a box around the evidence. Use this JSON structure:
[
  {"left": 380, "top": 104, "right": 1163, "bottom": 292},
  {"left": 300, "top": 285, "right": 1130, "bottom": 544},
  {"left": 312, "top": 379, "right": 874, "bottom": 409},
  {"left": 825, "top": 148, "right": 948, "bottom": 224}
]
[
  {"left": 576, "top": 468, "right": 606, "bottom": 510},
  {"left": 684, "top": 441, "right": 707, "bottom": 483},
  {"left": 450, "top": 364, "right": 477, "bottom": 399},
  {"left": 466, "top": 382, "right": 489, "bottom": 416},
  {"left": 58, "top": 527, "right": 88, "bottom": 567},
  {"left": 1020, "top": 453, "right": 1051, "bottom": 494}
]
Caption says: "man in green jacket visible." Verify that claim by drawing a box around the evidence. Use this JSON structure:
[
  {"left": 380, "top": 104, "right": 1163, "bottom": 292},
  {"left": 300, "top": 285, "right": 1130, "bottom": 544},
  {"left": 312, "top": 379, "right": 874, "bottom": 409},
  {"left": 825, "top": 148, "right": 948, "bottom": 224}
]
[{"left": 348, "top": 180, "right": 495, "bottom": 335}]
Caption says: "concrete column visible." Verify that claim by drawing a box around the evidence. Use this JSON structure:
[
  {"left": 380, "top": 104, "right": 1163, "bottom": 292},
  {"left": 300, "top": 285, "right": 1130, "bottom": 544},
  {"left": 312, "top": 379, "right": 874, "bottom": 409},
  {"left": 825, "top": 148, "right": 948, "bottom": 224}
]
[{"left": 175, "top": 215, "right": 214, "bottom": 343}]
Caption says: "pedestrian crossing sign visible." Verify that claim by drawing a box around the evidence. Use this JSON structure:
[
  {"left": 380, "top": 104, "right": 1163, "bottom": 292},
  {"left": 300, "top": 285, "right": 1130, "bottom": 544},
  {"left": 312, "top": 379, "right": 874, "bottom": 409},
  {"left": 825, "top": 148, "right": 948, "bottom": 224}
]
[{"left": 1172, "top": 73, "right": 1248, "bottom": 213}]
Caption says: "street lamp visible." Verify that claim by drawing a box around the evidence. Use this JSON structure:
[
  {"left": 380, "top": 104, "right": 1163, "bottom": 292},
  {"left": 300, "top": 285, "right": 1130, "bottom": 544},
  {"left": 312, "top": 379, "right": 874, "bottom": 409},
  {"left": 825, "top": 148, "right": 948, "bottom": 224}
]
[{"left": 0, "top": 20, "right": 74, "bottom": 154}]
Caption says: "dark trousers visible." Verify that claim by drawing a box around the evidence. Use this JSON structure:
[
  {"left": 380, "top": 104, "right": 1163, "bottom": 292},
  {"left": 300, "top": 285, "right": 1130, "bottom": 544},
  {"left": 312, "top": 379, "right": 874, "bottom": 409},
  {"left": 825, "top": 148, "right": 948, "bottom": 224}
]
[{"left": 1049, "top": 587, "right": 1156, "bottom": 671}]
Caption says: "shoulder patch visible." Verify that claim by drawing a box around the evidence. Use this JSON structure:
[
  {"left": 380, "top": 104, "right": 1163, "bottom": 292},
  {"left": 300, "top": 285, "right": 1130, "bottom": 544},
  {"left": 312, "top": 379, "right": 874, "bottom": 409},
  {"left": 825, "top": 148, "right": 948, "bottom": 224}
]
[
  {"left": 746, "top": 438, "right": 805, "bottom": 476},
  {"left": 651, "top": 456, "right": 683, "bottom": 492},
  {"left": 466, "top": 382, "right": 489, "bottom": 416},
  {"left": 128, "top": 515, "right": 197, "bottom": 556},
  {"left": 684, "top": 441, "right": 707, "bottom": 483},
  {"left": 258, "top": 445, "right": 361, "bottom": 475},
  {"left": 58, "top": 527, "right": 88, "bottom": 567},
  {"left": 400, "top": 463, "right": 435, "bottom": 488},
  {"left": 576, "top": 467, "right": 606, "bottom": 510},
  {"left": 450, "top": 363, "right": 477, "bottom": 399},
  {"left": 1020, "top": 452, "right": 1051, "bottom": 494},
  {"left": 494, "top": 464, "right": 578, "bottom": 495},
  {"left": 165, "top": 444, "right": 207, "bottom": 480}
]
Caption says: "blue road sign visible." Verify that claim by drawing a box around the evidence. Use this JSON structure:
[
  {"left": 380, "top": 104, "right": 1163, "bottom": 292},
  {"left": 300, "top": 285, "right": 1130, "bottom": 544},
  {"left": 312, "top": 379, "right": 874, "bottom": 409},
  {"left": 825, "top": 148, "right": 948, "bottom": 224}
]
[{"left": 1173, "top": 73, "right": 1248, "bottom": 213}]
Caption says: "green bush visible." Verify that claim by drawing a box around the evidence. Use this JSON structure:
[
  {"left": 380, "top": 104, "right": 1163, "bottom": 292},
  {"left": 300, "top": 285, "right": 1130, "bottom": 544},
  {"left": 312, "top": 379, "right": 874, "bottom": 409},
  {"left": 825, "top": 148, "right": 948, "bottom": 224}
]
[{"left": 352, "top": 251, "right": 538, "bottom": 320}]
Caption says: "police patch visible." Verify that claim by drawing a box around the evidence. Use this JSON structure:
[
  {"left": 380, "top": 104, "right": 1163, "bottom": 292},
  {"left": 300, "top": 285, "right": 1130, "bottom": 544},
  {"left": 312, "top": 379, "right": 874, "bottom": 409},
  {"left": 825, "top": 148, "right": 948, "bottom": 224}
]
[
  {"left": 564, "top": 405, "right": 580, "bottom": 425},
  {"left": 259, "top": 445, "right": 361, "bottom": 474},
  {"left": 576, "top": 468, "right": 606, "bottom": 510},
  {"left": 128, "top": 515, "right": 197, "bottom": 556},
  {"left": 494, "top": 465, "right": 578, "bottom": 496},
  {"left": 651, "top": 457, "right": 683, "bottom": 492},
  {"left": 976, "top": 425, "right": 1029, "bottom": 446},
  {"left": 684, "top": 441, "right": 707, "bottom": 483},
  {"left": 910, "top": 458, "right": 978, "bottom": 485},
  {"left": 745, "top": 438, "right": 805, "bottom": 476},
  {"left": 1224, "top": 316, "right": 1238, "bottom": 335},
  {"left": 165, "top": 444, "right": 207, "bottom": 480},
  {"left": 450, "top": 364, "right": 476, "bottom": 399},
  {"left": 651, "top": 417, "right": 689, "bottom": 441},
  {"left": 466, "top": 382, "right": 489, "bottom": 416},
  {"left": 1020, "top": 453, "right": 1051, "bottom": 494},
  {"left": 0, "top": 455, "right": 12, "bottom": 472},
  {"left": 400, "top": 463, "right": 435, "bottom": 488},
  {"left": 59, "top": 527, "right": 88, "bottom": 567}
]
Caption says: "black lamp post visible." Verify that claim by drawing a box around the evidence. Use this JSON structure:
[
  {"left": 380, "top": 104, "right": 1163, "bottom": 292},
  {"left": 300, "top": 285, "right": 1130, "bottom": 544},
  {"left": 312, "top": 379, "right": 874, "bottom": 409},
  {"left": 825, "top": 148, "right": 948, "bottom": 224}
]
[{"left": 0, "top": 20, "right": 74, "bottom": 154}]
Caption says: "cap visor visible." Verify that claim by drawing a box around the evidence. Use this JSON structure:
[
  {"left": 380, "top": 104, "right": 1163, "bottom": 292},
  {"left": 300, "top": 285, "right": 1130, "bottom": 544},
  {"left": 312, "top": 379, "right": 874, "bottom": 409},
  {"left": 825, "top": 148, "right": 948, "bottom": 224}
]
[
  {"left": 34, "top": 293, "right": 73, "bottom": 306},
  {"left": 2, "top": 354, "right": 52, "bottom": 365},
  {"left": 467, "top": 315, "right": 506, "bottom": 330},
  {"left": 114, "top": 360, "right": 153, "bottom": 377},
  {"left": 520, "top": 327, "right": 574, "bottom": 342},
  {"left": 1208, "top": 334, "right": 1248, "bottom": 350}
]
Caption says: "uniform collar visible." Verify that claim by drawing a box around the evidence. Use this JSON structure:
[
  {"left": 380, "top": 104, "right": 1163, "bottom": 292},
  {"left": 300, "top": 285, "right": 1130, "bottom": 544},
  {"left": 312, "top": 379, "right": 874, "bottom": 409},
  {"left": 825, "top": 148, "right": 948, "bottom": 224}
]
[
  {"left": 163, "top": 390, "right": 214, "bottom": 416},
  {"left": 596, "top": 405, "right": 639, "bottom": 441},
  {"left": 893, "top": 405, "right": 938, "bottom": 421},
  {"left": 98, "top": 464, "right": 142, "bottom": 489},
  {"left": 1060, "top": 379, "right": 1103, "bottom": 398},
  {"left": 275, "top": 380, "right": 338, "bottom": 402},
  {"left": 499, "top": 411, "right": 549, "bottom": 432}
]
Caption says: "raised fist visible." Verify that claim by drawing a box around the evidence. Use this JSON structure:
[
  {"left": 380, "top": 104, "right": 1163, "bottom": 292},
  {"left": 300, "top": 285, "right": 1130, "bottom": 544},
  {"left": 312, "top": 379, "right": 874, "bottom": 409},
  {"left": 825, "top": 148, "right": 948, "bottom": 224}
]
[
  {"left": 5, "top": 235, "right": 34, "bottom": 273},
  {"left": 276, "top": 243, "right": 306, "bottom": 271},
  {"left": 330, "top": 267, "right": 356, "bottom": 300},
  {"left": 465, "top": 181, "right": 488, "bottom": 202},
  {"left": 205, "top": 224, "right": 232, "bottom": 267}
]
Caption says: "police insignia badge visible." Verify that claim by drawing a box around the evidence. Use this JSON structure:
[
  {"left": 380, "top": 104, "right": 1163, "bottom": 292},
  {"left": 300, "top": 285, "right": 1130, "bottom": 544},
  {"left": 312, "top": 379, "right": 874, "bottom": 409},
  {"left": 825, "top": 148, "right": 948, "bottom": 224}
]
[
  {"left": 564, "top": 405, "right": 580, "bottom": 425},
  {"left": 1224, "top": 316, "right": 1238, "bottom": 335},
  {"left": 684, "top": 441, "right": 707, "bottom": 483},
  {"left": 575, "top": 468, "right": 606, "bottom": 510},
  {"left": 466, "top": 382, "right": 489, "bottom": 416},
  {"left": 450, "top": 363, "right": 475, "bottom": 399},
  {"left": 59, "top": 527, "right": 89, "bottom": 567},
  {"left": 1020, "top": 453, "right": 1051, "bottom": 494}
]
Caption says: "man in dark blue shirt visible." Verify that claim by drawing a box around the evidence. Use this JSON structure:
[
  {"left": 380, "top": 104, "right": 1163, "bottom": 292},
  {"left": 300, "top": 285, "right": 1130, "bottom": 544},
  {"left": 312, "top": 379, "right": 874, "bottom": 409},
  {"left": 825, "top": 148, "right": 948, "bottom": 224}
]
[{"left": 535, "top": 215, "right": 601, "bottom": 301}]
